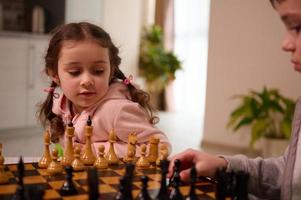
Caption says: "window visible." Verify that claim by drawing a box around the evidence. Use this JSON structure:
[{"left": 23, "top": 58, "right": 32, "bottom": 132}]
[{"left": 173, "top": 0, "right": 210, "bottom": 143}]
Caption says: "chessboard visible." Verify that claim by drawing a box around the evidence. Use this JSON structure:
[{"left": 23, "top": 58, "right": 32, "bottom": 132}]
[{"left": 0, "top": 162, "right": 216, "bottom": 200}]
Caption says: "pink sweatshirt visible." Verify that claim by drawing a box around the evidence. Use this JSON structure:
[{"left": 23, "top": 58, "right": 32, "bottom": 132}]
[{"left": 52, "top": 82, "right": 171, "bottom": 157}]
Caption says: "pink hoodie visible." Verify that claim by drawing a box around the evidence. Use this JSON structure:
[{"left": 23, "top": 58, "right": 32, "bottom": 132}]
[{"left": 52, "top": 82, "right": 171, "bottom": 157}]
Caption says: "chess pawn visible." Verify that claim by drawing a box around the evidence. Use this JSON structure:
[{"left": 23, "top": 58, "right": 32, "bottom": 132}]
[
  {"left": 94, "top": 145, "right": 108, "bottom": 169},
  {"left": 156, "top": 144, "right": 169, "bottom": 166},
  {"left": 0, "top": 144, "right": 8, "bottom": 184},
  {"left": 105, "top": 129, "right": 119, "bottom": 165},
  {"left": 38, "top": 130, "right": 52, "bottom": 168},
  {"left": 147, "top": 136, "right": 160, "bottom": 163},
  {"left": 47, "top": 148, "right": 63, "bottom": 175},
  {"left": 123, "top": 150, "right": 135, "bottom": 163},
  {"left": 136, "top": 144, "right": 150, "bottom": 169},
  {"left": 81, "top": 117, "right": 96, "bottom": 165},
  {"left": 71, "top": 146, "right": 85, "bottom": 172},
  {"left": 61, "top": 123, "right": 75, "bottom": 167}
]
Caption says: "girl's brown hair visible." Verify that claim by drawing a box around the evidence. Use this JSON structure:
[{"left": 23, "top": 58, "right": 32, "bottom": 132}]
[{"left": 37, "top": 22, "right": 157, "bottom": 142}]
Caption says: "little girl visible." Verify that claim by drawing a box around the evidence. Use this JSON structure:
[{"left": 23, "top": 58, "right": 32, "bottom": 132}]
[{"left": 37, "top": 22, "right": 171, "bottom": 157}]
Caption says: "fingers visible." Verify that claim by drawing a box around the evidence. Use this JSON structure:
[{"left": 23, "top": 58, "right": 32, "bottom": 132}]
[
  {"left": 167, "top": 148, "right": 198, "bottom": 178},
  {"left": 179, "top": 168, "right": 191, "bottom": 182}
]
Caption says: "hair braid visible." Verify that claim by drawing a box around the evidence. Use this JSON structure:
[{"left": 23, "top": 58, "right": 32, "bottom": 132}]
[
  {"left": 114, "top": 68, "right": 159, "bottom": 124},
  {"left": 37, "top": 81, "right": 64, "bottom": 142}
]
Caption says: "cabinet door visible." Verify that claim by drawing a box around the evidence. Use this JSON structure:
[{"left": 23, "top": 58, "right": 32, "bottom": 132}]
[
  {"left": 27, "top": 37, "right": 49, "bottom": 126},
  {"left": 0, "top": 37, "right": 28, "bottom": 129}
]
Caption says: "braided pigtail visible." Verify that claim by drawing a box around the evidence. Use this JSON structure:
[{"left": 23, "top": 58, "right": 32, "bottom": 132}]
[
  {"left": 37, "top": 81, "right": 64, "bottom": 143},
  {"left": 114, "top": 68, "right": 159, "bottom": 124}
]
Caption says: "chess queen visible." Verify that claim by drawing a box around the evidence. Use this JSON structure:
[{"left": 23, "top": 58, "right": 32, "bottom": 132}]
[{"left": 37, "top": 22, "right": 171, "bottom": 158}]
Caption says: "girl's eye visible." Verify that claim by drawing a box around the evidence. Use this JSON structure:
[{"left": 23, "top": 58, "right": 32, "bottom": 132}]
[
  {"left": 93, "top": 68, "right": 104, "bottom": 75},
  {"left": 68, "top": 70, "right": 81, "bottom": 76}
]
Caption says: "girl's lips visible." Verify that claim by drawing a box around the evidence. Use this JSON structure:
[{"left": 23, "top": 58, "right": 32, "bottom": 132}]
[{"left": 78, "top": 92, "right": 96, "bottom": 97}]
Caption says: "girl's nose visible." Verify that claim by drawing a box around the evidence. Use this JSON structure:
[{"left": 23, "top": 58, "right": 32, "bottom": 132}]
[
  {"left": 281, "top": 32, "right": 296, "bottom": 52},
  {"left": 80, "top": 73, "right": 94, "bottom": 87}
]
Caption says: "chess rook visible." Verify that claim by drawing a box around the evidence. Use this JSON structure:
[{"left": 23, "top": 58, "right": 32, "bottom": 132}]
[
  {"left": 123, "top": 133, "right": 137, "bottom": 163},
  {"left": 147, "top": 136, "right": 160, "bottom": 164}
]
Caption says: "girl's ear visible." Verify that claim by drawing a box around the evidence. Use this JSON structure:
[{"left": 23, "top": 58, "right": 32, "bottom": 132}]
[
  {"left": 51, "top": 75, "right": 60, "bottom": 85},
  {"left": 48, "top": 70, "right": 60, "bottom": 85}
]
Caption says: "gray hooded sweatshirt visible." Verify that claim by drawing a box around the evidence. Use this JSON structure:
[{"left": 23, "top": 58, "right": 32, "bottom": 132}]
[{"left": 223, "top": 97, "right": 301, "bottom": 200}]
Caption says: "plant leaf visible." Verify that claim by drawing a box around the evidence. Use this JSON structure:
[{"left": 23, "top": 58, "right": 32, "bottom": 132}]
[
  {"left": 250, "top": 119, "right": 269, "bottom": 147},
  {"left": 233, "top": 117, "right": 253, "bottom": 131}
]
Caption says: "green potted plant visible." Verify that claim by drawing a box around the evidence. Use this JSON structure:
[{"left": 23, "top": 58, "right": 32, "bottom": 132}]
[
  {"left": 227, "top": 87, "right": 295, "bottom": 157},
  {"left": 138, "top": 25, "right": 181, "bottom": 109}
]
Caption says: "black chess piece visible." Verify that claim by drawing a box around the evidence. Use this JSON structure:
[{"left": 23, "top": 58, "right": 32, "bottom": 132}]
[
  {"left": 233, "top": 170, "right": 249, "bottom": 200},
  {"left": 124, "top": 163, "right": 134, "bottom": 200},
  {"left": 27, "top": 185, "right": 45, "bottom": 200},
  {"left": 115, "top": 176, "right": 127, "bottom": 200},
  {"left": 169, "top": 159, "right": 181, "bottom": 188},
  {"left": 215, "top": 168, "right": 233, "bottom": 200},
  {"left": 169, "top": 168, "right": 184, "bottom": 200},
  {"left": 185, "top": 164, "right": 198, "bottom": 200},
  {"left": 124, "top": 162, "right": 135, "bottom": 180},
  {"left": 136, "top": 175, "right": 151, "bottom": 200},
  {"left": 87, "top": 115, "right": 92, "bottom": 126},
  {"left": 12, "top": 156, "right": 26, "bottom": 200},
  {"left": 155, "top": 159, "right": 169, "bottom": 200},
  {"left": 60, "top": 166, "right": 78, "bottom": 196},
  {"left": 88, "top": 167, "right": 100, "bottom": 200}
]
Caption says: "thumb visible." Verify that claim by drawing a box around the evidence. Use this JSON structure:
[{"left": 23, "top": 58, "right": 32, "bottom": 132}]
[{"left": 179, "top": 168, "right": 191, "bottom": 182}]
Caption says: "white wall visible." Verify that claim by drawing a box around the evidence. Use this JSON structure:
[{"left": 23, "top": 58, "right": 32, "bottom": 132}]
[
  {"left": 100, "top": 0, "right": 143, "bottom": 77},
  {"left": 202, "top": 0, "right": 301, "bottom": 150},
  {"left": 65, "top": 0, "right": 144, "bottom": 78},
  {"left": 65, "top": 0, "right": 102, "bottom": 25}
]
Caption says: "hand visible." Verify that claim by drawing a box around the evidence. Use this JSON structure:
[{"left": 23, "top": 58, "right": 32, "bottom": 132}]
[{"left": 168, "top": 148, "right": 228, "bottom": 182}]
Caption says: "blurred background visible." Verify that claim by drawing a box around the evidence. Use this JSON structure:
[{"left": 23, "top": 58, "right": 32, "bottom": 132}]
[{"left": 0, "top": 0, "right": 300, "bottom": 159}]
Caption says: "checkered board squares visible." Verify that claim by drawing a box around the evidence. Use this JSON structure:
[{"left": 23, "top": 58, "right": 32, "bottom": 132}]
[{"left": 0, "top": 162, "right": 216, "bottom": 200}]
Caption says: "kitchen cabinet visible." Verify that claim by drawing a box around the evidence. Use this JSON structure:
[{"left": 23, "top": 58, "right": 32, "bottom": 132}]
[{"left": 0, "top": 34, "right": 49, "bottom": 129}]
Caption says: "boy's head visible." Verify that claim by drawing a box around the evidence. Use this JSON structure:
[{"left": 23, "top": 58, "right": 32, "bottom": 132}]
[
  {"left": 269, "top": 0, "right": 301, "bottom": 73},
  {"left": 269, "top": 0, "right": 285, "bottom": 8}
]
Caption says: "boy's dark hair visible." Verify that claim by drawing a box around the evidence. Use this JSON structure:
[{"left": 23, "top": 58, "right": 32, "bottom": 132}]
[
  {"left": 269, "top": 0, "right": 283, "bottom": 8},
  {"left": 37, "top": 22, "right": 158, "bottom": 142}
]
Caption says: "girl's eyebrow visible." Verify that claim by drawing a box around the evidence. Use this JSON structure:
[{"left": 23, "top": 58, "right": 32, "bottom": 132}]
[
  {"left": 64, "top": 60, "right": 108, "bottom": 65},
  {"left": 64, "top": 61, "right": 81, "bottom": 65},
  {"left": 94, "top": 60, "right": 108, "bottom": 64}
]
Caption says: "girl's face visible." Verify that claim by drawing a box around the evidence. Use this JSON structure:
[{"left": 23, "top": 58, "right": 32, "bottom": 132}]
[
  {"left": 54, "top": 40, "right": 111, "bottom": 113},
  {"left": 275, "top": 0, "right": 301, "bottom": 72}
]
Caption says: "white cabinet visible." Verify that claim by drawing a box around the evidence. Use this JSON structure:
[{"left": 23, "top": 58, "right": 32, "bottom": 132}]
[
  {"left": 0, "top": 35, "right": 49, "bottom": 129},
  {"left": 27, "top": 38, "right": 49, "bottom": 126}
]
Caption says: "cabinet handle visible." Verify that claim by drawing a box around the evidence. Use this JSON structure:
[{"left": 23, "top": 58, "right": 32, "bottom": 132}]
[{"left": 28, "top": 44, "right": 36, "bottom": 89}]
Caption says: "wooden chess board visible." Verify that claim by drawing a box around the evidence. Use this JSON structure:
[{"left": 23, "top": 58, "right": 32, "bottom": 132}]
[{"left": 0, "top": 162, "right": 216, "bottom": 200}]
